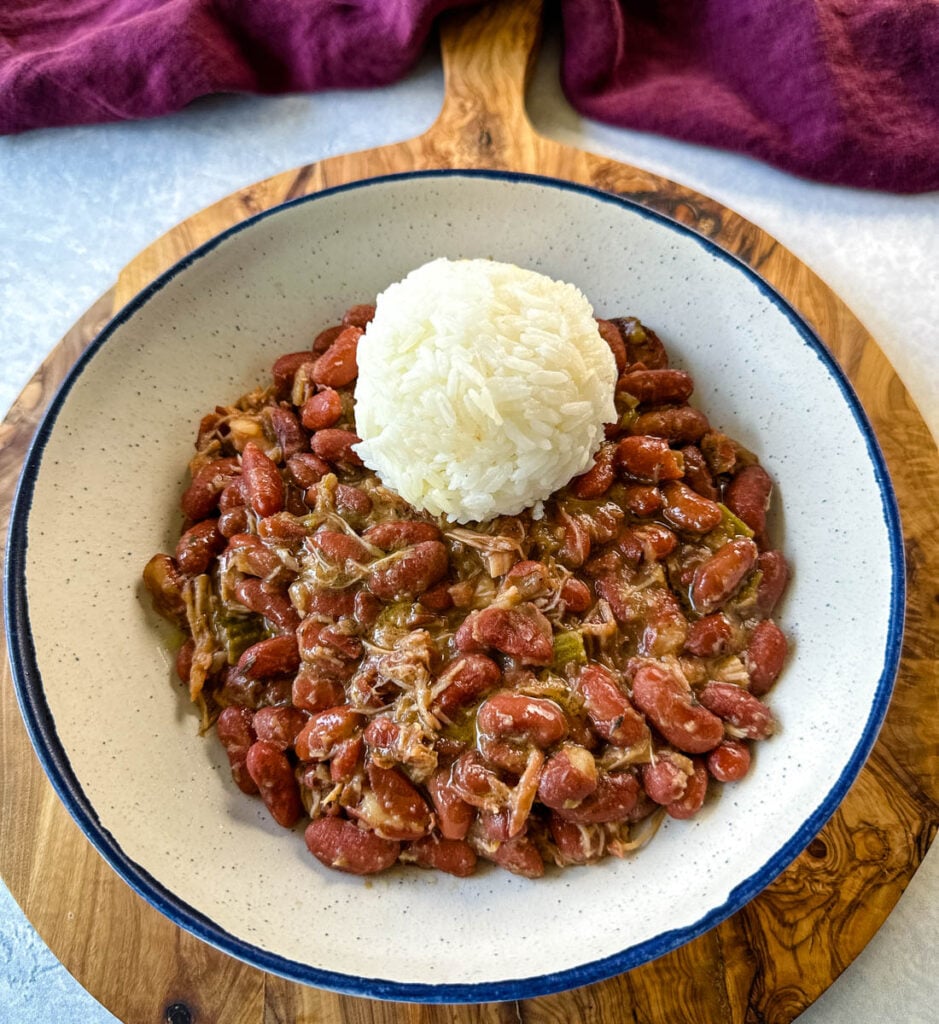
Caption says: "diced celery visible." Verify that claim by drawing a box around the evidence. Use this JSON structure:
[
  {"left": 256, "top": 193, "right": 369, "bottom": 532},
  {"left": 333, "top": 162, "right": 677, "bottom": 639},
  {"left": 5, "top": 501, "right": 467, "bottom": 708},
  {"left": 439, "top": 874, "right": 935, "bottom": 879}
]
[
  {"left": 552, "top": 630, "right": 587, "bottom": 671},
  {"left": 216, "top": 613, "right": 267, "bottom": 664}
]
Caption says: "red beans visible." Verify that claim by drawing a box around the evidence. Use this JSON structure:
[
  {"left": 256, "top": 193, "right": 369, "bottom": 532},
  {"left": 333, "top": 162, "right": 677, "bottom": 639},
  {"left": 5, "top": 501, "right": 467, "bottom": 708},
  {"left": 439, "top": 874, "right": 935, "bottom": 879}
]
[
  {"left": 538, "top": 744, "right": 599, "bottom": 809},
  {"left": 147, "top": 308, "right": 792, "bottom": 879},
  {"left": 455, "top": 604, "right": 554, "bottom": 665},
  {"left": 180, "top": 457, "right": 240, "bottom": 521},
  {"left": 216, "top": 707, "right": 259, "bottom": 795},
  {"left": 576, "top": 663, "right": 649, "bottom": 748},
  {"left": 245, "top": 741, "right": 302, "bottom": 827},
  {"left": 362, "top": 520, "right": 441, "bottom": 550},
  {"left": 725, "top": 464, "right": 773, "bottom": 536},
  {"left": 570, "top": 443, "right": 617, "bottom": 498},
  {"left": 305, "top": 817, "right": 400, "bottom": 875},
  {"left": 747, "top": 619, "right": 789, "bottom": 695},
  {"left": 690, "top": 537, "right": 759, "bottom": 614},
  {"left": 660, "top": 480, "right": 723, "bottom": 533},
  {"left": 707, "top": 740, "right": 751, "bottom": 782},
  {"left": 631, "top": 661, "right": 724, "bottom": 754},
  {"left": 617, "top": 368, "right": 694, "bottom": 406},
  {"left": 311, "top": 326, "right": 361, "bottom": 387},
  {"left": 699, "top": 681, "right": 776, "bottom": 739},
  {"left": 614, "top": 435, "right": 685, "bottom": 482},
  {"left": 631, "top": 406, "right": 709, "bottom": 444},
  {"left": 431, "top": 654, "right": 502, "bottom": 717},
  {"left": 310, "top": 428, "right": 363, "bottom": 466},
  {"left": 175, "top": 519, "right": 225, "bottom": 575},
  {"left": 367, "top": 540, "right": 449, "bottom": 600},
  {"left": 300, "top": 388, "right": 343, "bottom": 430},
  {"left": 237, "top": 636, "right": 300, "bottom": 680}
]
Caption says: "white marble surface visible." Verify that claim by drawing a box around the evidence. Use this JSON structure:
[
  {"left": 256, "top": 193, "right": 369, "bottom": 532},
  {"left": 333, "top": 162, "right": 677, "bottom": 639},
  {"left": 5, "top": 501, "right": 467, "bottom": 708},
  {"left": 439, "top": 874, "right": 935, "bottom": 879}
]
[{"left": 1, "top": 23, "right": 937, "bottom": 1024}]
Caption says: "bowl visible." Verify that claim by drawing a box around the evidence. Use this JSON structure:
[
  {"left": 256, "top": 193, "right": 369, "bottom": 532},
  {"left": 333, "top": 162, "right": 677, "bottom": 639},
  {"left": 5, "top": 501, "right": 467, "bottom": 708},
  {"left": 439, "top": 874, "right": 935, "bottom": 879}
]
[{"left": 5, "top": 170, "right": 904, "bottom": 1002}]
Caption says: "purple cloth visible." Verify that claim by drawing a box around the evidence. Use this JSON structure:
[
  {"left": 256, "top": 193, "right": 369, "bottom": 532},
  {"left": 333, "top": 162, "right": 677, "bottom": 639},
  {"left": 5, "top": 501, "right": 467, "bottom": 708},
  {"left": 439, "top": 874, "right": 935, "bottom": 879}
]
[
  {"left": 1, "top": 1, "right": 937, "bottom": 193},
  {"left": 560, "top": 0, "right": 939, "bottom": 192}
]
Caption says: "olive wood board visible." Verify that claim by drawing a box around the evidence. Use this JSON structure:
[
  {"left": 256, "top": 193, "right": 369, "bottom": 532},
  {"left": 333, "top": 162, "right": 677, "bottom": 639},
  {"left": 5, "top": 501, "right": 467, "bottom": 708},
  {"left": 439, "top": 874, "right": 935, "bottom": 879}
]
[{"left": 2, "top": 1, "right": 937, "bottom": 1022}]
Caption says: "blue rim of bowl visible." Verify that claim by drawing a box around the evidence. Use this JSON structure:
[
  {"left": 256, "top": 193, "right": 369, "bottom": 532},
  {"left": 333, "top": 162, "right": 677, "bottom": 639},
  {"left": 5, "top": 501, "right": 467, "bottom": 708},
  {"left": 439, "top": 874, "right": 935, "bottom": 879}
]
[{"left": 4, "top": 168, "right": 906, "bottom": 1003}]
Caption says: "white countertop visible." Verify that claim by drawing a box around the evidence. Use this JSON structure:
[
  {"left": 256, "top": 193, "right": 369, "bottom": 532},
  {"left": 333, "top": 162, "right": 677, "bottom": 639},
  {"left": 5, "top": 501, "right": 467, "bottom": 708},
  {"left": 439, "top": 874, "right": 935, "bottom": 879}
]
[{"left": 1, "top": 25, "right": 936, "bottom": 1024}]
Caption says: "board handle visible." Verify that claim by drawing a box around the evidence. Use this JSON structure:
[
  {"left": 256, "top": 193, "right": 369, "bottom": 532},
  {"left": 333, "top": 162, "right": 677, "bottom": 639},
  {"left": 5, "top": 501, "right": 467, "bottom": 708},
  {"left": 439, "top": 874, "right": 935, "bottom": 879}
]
[{"left": 425, "top": 0, "right": 544, "bottom": 166}]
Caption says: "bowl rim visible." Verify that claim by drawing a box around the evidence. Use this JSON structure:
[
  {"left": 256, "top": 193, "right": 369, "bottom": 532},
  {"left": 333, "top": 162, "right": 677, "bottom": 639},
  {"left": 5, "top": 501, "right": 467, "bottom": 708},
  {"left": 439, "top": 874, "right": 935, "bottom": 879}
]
[{"left": 3, "top": 167, "right": 906, "bottom": 1003}]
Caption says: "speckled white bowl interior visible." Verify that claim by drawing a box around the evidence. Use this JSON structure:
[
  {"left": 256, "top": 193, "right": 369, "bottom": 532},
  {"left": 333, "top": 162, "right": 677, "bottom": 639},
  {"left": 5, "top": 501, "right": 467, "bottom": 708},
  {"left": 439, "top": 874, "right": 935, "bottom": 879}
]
[{"left": 6, "top": 171, "right": 903, "bottom": 1002}]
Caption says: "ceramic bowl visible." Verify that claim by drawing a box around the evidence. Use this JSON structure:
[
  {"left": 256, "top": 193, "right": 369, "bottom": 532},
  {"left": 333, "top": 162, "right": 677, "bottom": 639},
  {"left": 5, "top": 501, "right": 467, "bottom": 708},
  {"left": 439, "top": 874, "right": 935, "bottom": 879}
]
[{"left": 5, "top": 170, "right": 904, "bottom": 1002}]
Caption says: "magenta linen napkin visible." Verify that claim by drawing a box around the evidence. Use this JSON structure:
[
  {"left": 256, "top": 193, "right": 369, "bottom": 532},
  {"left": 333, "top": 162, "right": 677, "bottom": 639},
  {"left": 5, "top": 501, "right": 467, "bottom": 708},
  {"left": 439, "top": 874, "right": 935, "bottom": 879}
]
[
  {"left": 1, "top": 0, "right": 937, "bottom": 193},
  {"left": 560, "top": 0, "right": 939, "bottom": 192}
]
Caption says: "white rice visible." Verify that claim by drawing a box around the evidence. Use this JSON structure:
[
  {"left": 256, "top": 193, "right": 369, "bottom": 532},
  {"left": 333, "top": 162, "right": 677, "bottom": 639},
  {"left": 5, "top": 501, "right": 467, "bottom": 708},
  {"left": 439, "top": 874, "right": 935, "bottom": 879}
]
[{"left": 353, "top": 258, "right": 617, "bottom": 523}]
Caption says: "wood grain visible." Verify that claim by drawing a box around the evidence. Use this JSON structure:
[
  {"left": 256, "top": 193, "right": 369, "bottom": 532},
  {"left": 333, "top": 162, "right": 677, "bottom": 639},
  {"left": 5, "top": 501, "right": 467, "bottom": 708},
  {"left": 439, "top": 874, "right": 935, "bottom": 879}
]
[{"left": 2, "top": 1, "right": 937, "bottom": 1022}]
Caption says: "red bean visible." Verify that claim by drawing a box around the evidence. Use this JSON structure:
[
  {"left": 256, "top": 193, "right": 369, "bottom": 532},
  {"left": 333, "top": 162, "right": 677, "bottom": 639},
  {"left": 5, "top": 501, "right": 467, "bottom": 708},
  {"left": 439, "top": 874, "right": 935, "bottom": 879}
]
[
  {"left": 476, "top": 692, "right": 569, "bottom": 771},
  {"left": 684, "top": 613, "right": 737, "bottom": 658},
  {"left": 241, "top": 442, "right": 285, "bottom": 518},
  {"left": 609, "top": 316, "right": 669, "bottom": 369},
  {"left": 357, "top": 764, "right": 433, "bottom": 841},
  {"left": 665, "top": 758, "right": 708, "bottom": 819},
  {"left": 237, "top": 635, "right": 300, "bottom": 680},
  {"left": 622, "top": 483, "right": 664, "bottom": 516},
  {"left": 292, "top": 667, "right": 347, "bottom": 714},
  {"left": 699, "top": 681, "right": 776, "bottom": 740},
  {"left": 571, "top": 443, "right": 617, "bottom": 498},
  {"left": 595, "top": 318, "right": 628, "bottom": 373},
  {"left": 756, "top": 550, "right": 790, "bottom": 616},
  {"left": 641, "top": 750, "right": 693, "bottom": 805},
  {"left": 266, "top": 405, "right": 307, "bottom": 458},
  {"left": 300, "top": 388, "right": 343, "bottom": 430},
  {"left": 286, "top": 452, "right": 330, "bottom": 488},
  {"left": 245, "top": 741, "right": 302, "bottom": 827},
  {"left": 538, "top": 744, "right": 599, "bottom": 809},
  {"left": 312, "top": 324, "right": 343, "bottom": 355},
  {"left": 252, "top": 706, "right": 308, "bottom": 751},
  {"left": 707, "top": 740, "right": 751, "bottom": 782},
  {"left": 309, "top": 428, "right": 363, "bottom": 467},
  {"left": 680, "top": 444, "right": 719, "bottom": 500},
  {"left": 690, "top": 537, "right": 759, "bottom": 614},
  {"left": 456, "top": 603, "right": 554, "bottom": 665},
  {"left": 550, "top": 815, "right": 608, "bottom": 865},
  {"left": 367, "top": 540, "right": 449, "bottom": 601},
  {"left": 180, "top": 457, "right": 240, "bottom": 522},
  {"left": 295, "top": 706, "right": 363, "bottom": 760},
  {"left": 661, "top": 480, "right": 723, "bottom": 533},
  {"left": 747, "top": 619, "right": 788, "bottom": 696},
  {"left": 725, "top": 465, "right": 773, "bottom": 536},
  {"left": 618, "top": 368, "right": 694, "bottom": 406},
  {"left": 560, "top": 577, "right": 592, "bottom": 613},
  {"left": 576, "top": 663, "right": 649, "bottom": 748},
  {"left": 631, "top": 406, "right": 709, "bottom": 444},
  {"left": 432, "top": 654, "right": 502, "bottom": 717},
  {"left": 427, "top": 770, "right": 475, "bottom": 840},
  {"left": 614, "top": 435, "right": 685, "bottom": 483},
  {"left": 362, "top": 521, "right": 442, "bottom": 550},
  {"left": 553, "top": 771, "right": 640, "bottom": 824},
  {"left": 342, "top": 304, "right": 376, "bottom": 328},
  {"left": 175, "top": 519, "right": 225, "bottom": 575},
  {"left": 407, "top": 835, "right": 477, "bottom": 877},
  {"left": 272, "top": 351, "right": 314, "bottom": 397},
  {"left": 311, "top": 326, "right": 361, "bottom": 387},
  {"left": 309, "top": 529, "right": 371, "bottom": 566},
  {"left": 630, "top": 661, "right": 724, "bottom": 754},
  {"left": 216, "top": 706, "right": 259, "bottom": 795},
  {"left": 233, "top": 578, "right": 300, "bottom": 633},
  {"left": 486, "top": 835, "right": 545, "bottom": 878},
  {"left": 304, "top": 817, "right": 400, "bottom": 875}
]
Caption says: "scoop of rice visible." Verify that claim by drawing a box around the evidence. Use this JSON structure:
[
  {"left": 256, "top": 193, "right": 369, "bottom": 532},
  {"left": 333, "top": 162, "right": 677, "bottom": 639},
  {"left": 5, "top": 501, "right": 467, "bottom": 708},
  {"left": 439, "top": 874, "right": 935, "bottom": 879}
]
[{"left": 353, "top": 258, "right": 617, "bottom": 523}]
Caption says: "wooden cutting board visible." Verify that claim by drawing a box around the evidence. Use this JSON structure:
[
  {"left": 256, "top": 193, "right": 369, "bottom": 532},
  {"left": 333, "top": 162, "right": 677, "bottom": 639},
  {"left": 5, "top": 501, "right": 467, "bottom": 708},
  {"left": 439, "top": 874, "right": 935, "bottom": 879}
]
[{"left": 2, "top": 2, "right": 937, "bottom": 1022}]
